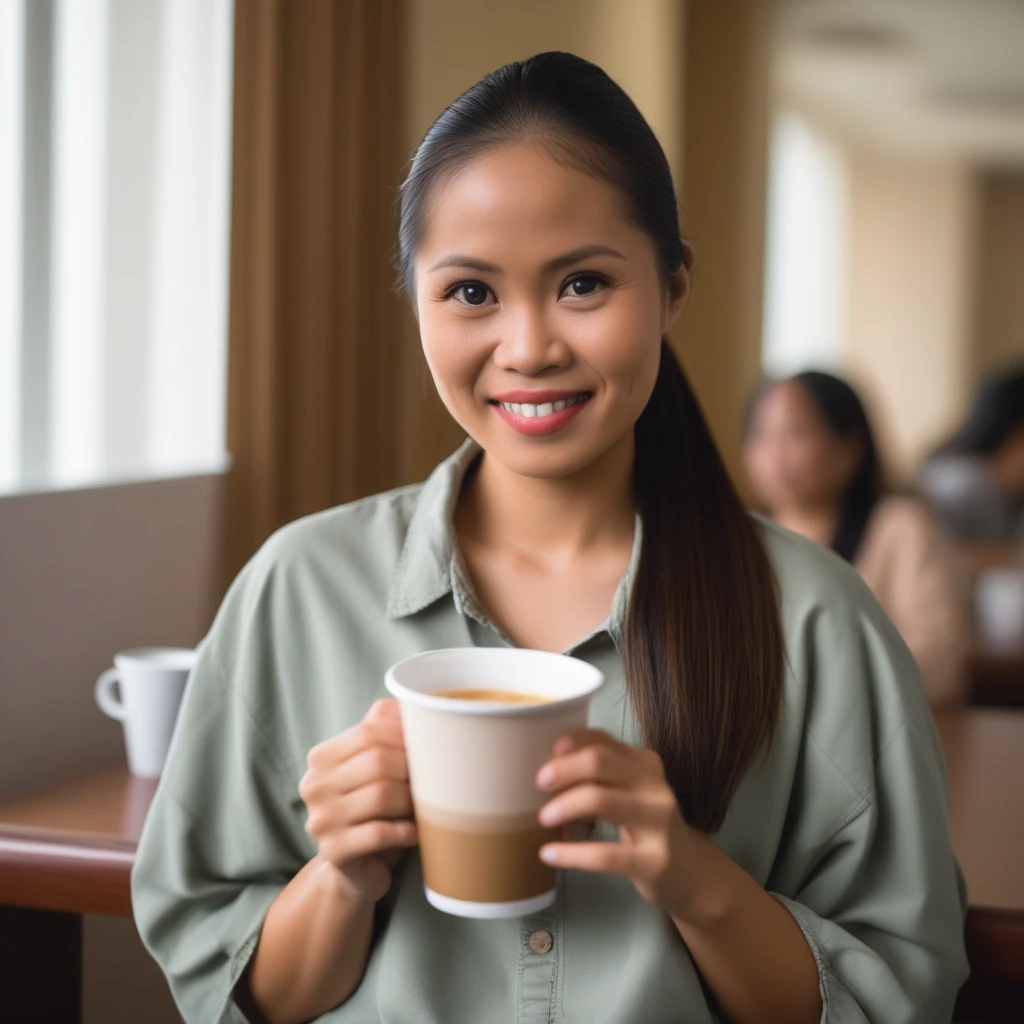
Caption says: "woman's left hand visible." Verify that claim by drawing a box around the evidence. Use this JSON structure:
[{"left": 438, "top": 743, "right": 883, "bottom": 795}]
[{"left": 536, "top": 729, "right": 700, "bottom": 920}]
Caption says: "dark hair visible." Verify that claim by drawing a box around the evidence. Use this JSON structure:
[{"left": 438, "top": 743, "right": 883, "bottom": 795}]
[
  {"left": 747, "top": 371, "right": 883, "bottom": 563},
  {"left": 397, "top": 51, "right": 783, "bottom": 833},
  {"left": 947, "top": 365, "right": 1024, "bottom": 455}
]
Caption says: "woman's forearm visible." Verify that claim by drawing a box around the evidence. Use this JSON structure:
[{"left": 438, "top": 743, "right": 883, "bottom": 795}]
[
  {"left": 671, "top": 832, "right": 821, "bottom": 1024},
  {"left": 242, "top": 856, "right": 376, "bottom": 1024}
]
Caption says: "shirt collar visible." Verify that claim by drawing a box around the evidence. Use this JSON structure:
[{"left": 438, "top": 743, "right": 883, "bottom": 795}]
[
  {"left": 386, "top": 439, "right": 481, "bottom": 620},
  {"left": 385, "top": 438, "right": 643, "bottom": 646},
  {"left": 608, "top": 514, "right": 643, "bottom": 646}
]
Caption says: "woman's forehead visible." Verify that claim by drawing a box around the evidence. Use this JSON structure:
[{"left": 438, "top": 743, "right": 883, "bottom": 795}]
[
  {"left": 760, "top": 382, "right": 824, "bottom": 424},
  {"left": 417, "top": 144, "right": 643, "bottom": 264}
]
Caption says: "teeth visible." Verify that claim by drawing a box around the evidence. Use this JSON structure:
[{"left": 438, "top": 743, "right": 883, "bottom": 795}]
[{"left": 497, "top": 394, "right": 590, "bottom": 416}]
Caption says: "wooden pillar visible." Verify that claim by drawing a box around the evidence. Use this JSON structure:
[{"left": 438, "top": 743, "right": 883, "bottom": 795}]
[{"left": 675, "top": 0, "right": 771, "bottom": 490}]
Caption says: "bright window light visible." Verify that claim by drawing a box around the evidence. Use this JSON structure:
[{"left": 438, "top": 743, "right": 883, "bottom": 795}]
[
  {"left": 762, "top": 112, "right": 849, "bottom": 378},
  {"left": 50, "top": 0, "right": 109, "bottom": 485},
  {"left": 1, "top": 0, "right": 234, "bottom": 495},
  {"left": 0, "top": 0, "right": 26, "bottom": 490}
]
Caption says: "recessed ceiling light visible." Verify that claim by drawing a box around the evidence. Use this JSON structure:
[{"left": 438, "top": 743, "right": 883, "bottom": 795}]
[
  {"left": 798, "top": 22, "right": 912, "bottom": 53},
  {"left": 928, "top": 85, "right": 1024, "bottom": 115}
]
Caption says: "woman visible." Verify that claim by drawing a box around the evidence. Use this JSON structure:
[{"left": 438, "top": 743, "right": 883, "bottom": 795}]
[
  {"left": 132, "top": 54, "right": 967, "bottom": 1023},
  {"left": 919, "top": 366, "right": 1024, "bottom": 547},
  {"left": 744, "top": 371, "right": 970, "bottom": 707}
]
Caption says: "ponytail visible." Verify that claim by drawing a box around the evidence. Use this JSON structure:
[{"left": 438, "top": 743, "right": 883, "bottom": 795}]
[{"left": 625, "top": 343, "right": 784, "bottom": 833}]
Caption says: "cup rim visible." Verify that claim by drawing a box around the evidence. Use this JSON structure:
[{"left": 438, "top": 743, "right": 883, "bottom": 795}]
[
  {"left": 114, "top": 647, "right": 197, "bottom": 670},
  {"left": 385, "top": 647, "right": 604, "bottom": 717}
]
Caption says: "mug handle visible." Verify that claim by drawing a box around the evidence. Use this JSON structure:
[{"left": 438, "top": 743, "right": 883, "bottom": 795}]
[{"left": 95, "top": 668, "right": 126, "bottom": 722}]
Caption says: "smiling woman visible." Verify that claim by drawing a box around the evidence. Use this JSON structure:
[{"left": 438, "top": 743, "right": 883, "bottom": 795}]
[{"left": 132, "top": 51, "right": 968, "bottom": 1024}]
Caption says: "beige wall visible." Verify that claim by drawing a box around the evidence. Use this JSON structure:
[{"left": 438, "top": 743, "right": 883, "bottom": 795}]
[
  {"left": 972, "top": 172, "right": 1024, "bottom": 377},
  {"left": 0, "top": 473, "right": 224, "bottom": 1023},
  {"left": 0, "top": 475, "right": 224, "bottom": 800},
  {"left": 406, "top": 0, "right": 684, "bottom": 172},
  {"left": 842, "top": 154, "right": 977, "bottom": 478},
  {"left": 399, "top": 0, "right": 687, "bottom": 483}
]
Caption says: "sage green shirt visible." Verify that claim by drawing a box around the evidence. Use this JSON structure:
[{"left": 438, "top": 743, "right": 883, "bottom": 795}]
[{"left": 132, "top": 442, "right": 968, "bottom": 1023}]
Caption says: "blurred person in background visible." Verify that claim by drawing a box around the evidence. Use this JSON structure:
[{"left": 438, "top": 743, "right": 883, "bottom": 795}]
[
  {"left": 919, "top": 365, "right": 1024, "bottom": 567},
  {"left": 744, "top": 371, "right": 970, "bottom": 707}
]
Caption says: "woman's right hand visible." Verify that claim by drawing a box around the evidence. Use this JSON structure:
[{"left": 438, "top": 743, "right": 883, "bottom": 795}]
[{"left": 299, "top": 698, "right": 418, "bottom": 904}]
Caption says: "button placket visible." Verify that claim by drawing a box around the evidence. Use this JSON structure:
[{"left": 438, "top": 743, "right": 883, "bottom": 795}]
[{"left": 517, "top": 910, "right": 561, "bottom": 1023}]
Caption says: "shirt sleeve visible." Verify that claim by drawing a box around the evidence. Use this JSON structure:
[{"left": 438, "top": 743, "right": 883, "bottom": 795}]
[
  {"left": 771, "top": 721, "right": 968, "bottom": 1021},
  {"left": 131, "top": 552, "right": 315, "bottom": 1024},
  {"left": 768, "top": 557, "right": 970, "bottom": 1023}
]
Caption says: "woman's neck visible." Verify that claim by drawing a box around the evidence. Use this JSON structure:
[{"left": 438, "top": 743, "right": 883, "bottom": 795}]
[
  {"left": 772, "top": 503, "right": 839, "bottom": 550},
  {"left": 456, "top": 435, "right": 637, "bottom": 563}
]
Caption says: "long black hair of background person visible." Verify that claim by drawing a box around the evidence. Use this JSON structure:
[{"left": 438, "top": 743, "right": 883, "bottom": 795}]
[
  {"left": 748, "top": 371, "right": 883, "bottom": 564},
  {"left": 941, "top": 364, "right": 1024, "bottom": 456}
]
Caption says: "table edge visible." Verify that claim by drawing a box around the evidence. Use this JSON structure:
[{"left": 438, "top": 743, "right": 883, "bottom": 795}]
[{"left": 0, "top": 831, "right": 136, "bottom": 917}]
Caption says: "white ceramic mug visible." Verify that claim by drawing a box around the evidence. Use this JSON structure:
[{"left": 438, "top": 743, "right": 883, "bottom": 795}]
[
  {"left": 94, "top": 647, "right": 195, "bottom": 778},
  {"left": 976, "top": 567, "right": 1024, "bottom": 649}
]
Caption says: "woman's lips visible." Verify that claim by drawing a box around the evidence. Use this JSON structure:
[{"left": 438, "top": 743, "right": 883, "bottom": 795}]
[{"left": 489, "top": 392, "right": 592, "bottom": 436}]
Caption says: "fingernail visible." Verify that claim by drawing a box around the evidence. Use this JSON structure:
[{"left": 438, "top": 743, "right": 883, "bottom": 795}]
[
  {"left": 538, "top": 804, "right": 559, "bottom": 827},
  {"left": 536, "top": 764, "right": 555, "bottom": 788},
  {"left": 554, "top": 737, "right": 575, "bottom": 755},
  {"left": 539, "top": 845, "right": 559, "bottom": 865}
]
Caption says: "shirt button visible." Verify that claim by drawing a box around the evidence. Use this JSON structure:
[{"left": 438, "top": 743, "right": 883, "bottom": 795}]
[{"left": 528, "top": 929, "right": 553, "bottom": 955}]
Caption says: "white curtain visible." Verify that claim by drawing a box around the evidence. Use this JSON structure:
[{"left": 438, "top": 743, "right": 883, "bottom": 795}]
[
  {"left": 0, "top": 0, "right": 234, "bottom": 493},
  {"left": 762, "top": 112, "right": 849, "bottom": 378}
]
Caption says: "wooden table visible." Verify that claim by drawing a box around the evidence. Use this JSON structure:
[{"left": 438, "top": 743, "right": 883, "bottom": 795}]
[
  {"left": 0, "top": 767, "right": 157, "bottom": 1021},
  {"left": 1, "top": 714, "right": 1022, "bottom": 1022},
  {"left": 936, "top": 709, "right": 1024, "bottom": 1021},
  {"left": 969, "top": 645, "right": 1024, "bottom": 708}
]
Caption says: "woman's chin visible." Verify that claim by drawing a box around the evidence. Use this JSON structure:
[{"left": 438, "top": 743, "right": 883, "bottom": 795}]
[{"left": 475, "top": 430, "right": 631, "bottom": 483}]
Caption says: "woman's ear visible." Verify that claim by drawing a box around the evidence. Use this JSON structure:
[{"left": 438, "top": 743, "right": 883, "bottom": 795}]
[{"left": 663, "top": 268, "right": 689, "bottom": 333}]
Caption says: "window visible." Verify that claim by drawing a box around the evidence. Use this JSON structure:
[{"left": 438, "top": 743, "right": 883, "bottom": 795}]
[
  {"left": 762, "top": 112, "right": 848, "bottom": 378},
  {"left": 0, "top": 0, "right": 234, "bottom": 494}
]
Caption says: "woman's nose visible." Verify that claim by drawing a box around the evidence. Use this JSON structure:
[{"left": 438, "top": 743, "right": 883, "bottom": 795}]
[{"left": 491, "top": 308, "right": 571, "bottom": 375}]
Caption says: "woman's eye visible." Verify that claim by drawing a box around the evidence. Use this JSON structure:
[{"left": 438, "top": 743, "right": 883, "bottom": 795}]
[
  {"left": 561, "top": 274, "right": 605, "bottom": 298},
  {"left": 451, "top": 282, "right": 492, "bottom": 306}
]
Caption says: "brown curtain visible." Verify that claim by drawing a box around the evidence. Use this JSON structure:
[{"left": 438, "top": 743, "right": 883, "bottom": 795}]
[{"left": 225, "top": 0, "right": 409, "bottom": 581}]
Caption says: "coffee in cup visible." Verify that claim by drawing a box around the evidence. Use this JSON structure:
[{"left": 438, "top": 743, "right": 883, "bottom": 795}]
[
  {"left": 385, "top": 647, "right": 603, "bottom": 919},
  {"left": 431, "top": 689, "right": 551, "bottom": 704}
]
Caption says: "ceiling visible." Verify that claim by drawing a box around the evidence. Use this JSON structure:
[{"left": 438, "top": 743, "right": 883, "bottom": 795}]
[{"left": 774, "top": 0, "right": 1024, "bottom": 167}]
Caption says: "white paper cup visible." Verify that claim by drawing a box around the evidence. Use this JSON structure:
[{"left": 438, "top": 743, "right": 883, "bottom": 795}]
[{"left": 385, "top": 647, "right": 603, "bottom": 919}]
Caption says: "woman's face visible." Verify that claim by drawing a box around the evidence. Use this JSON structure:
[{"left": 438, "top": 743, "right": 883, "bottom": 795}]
[
  {"left": 413, "top": 143, "right": 685, "bottom": 480},
  {"left": 744, "top": 381, "right": 859, "bottom": 513}
]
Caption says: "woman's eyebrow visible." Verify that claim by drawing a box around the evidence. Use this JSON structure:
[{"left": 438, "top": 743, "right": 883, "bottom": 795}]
[
  {"left": 541, "top": 244, "right": 627, "bottom": 273},
  {"left": 427, "top": 254, "right": 501, "bottom": 274},
  {"left": 427, "top": 244, "right": 627, "bottom": 275}
]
